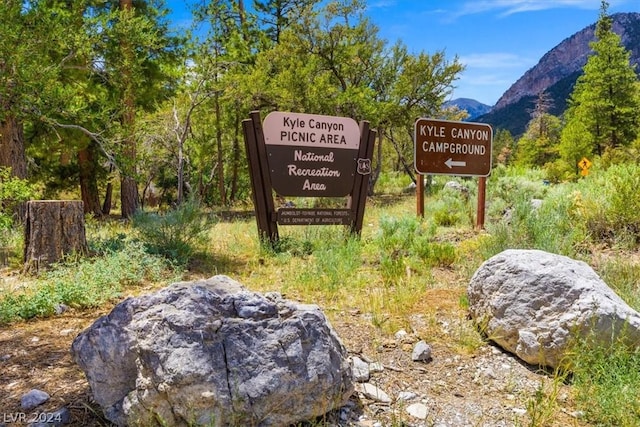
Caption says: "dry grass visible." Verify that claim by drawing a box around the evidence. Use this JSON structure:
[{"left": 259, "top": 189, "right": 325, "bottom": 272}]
[{"left": 0, "top": 194, "right": 589, "bottom": 426}]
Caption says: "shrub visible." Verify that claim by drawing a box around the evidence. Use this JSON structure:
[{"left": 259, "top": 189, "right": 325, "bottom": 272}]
[
  {"left": 480, "top": 188, "right": 586, "bottom": 259},
  {"left": 0, "top": 240, "right": 173, "bottom": 324},
  {"left": 375, "top": 215, "right": 420, "bottom": 282},
  {"left": 414, "top": 239, "right": 457, "bottom": 267},
  {"left": 0, "top": 168, "right": 36, "bottom": 267},
  {"left": 571, "top": 335, "right": 640, "bottom": 426},
  {"left": 133, "top": 198, "right": 216, "bottom": 265},
  {"left": 0, "top": 167, "right": 36, "bottom": 239},
  {"left": 570, "top": 163, "right": 640, "bottom": 248},
  {"left": 431, "top": 196, "right": 468, "bottom": 227}
]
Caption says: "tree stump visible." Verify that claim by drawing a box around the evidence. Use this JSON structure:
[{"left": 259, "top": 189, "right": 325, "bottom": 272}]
[{"left": 23, "top": 200, "right": 88, "bottom": 273}]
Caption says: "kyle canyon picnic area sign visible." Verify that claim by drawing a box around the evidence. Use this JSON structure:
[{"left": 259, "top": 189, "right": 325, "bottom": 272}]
[
  {"left": 263, "top": 112, "right": 361, "bottom": 197},
  {"left": 243, "top": 111, "right": 375, "bottom": 244}
]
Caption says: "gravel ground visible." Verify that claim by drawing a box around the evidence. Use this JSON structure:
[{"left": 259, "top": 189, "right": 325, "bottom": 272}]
[
  {"left": 0, "top": 290, "right": 588, "bottom": 427},
  {"left": 330, "top": 312, "right": 586, "bottom": 427}
]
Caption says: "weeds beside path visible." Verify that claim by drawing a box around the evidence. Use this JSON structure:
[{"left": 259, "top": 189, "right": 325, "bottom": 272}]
[{"left": 2, "top": 169, "right": 640, "bottom": 425}]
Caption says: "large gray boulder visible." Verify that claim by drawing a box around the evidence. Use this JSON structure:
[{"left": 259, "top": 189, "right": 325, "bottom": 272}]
[
  {"left": 71, "top": 275, "right": 353, "bottom": 426},
  {"left": 468, "top": 249, "right": 640, "bottom": 368}
]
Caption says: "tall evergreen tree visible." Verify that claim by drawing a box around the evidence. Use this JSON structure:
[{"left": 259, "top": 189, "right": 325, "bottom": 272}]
[
  {"left": 515, "top": 112, "right": 561, "bottom": 167},
  {"left": 0, "top": 0, "right": 81, "bottom": 180},
  {"left": 254, "top": 0, "right": 319, "bottom": 43},
  {"left": 81, "top": 0, "right": 183, "bottom": 217},
  {"left": 561, "top": 0, "right": 640, "bottom": 160}
]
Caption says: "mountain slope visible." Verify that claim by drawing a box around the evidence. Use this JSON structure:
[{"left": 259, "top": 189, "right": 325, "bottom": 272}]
[
  {"left": 444, "top": 98, "right": 492, "bottom": 120},
  {"left": 477, "top": 12, "right": 640, "bottom": 137}
]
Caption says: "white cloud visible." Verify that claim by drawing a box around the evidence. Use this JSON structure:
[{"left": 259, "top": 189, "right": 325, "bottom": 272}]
[
  {"left": 459, "top": 53, "right": 532, "bottom": 68},
  {"left": 368, "top": 0, "right": 398, "bottom": 8},
  {"left": 455, "top": 71, "right": 520, "bottom": 104},
  {"left": 464, "top": 73, "right": 516, "bottom": 86},
  {"left": 453, "top": 0, "right": 600, "bottom": 19}
]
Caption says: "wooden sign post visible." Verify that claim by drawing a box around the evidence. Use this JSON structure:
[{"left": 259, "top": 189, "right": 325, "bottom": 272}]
[
  {"left": 243, "top": 111, "right": 376, "bottom": 246},
  {"left": 414, "top": 118, "right": 493, "bottom": 229}
]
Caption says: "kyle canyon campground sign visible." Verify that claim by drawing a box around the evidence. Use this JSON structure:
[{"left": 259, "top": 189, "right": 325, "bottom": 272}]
[
  {"left": 263, "top": 112, "right": 361, "bottom": 197},
  {"left": 414, "top": 118, "right": 492, "bottom": 177},
  {"left": 413, "top": 118, "right": 493, "bottom": 228}
]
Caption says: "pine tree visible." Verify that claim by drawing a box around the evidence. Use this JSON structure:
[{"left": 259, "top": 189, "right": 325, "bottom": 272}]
[{"left": 561, "top": 1, "right": 640, "bottom": 160}]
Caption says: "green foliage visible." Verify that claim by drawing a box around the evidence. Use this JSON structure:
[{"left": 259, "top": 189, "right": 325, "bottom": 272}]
[
  {"left": 374, "top": 215, "right": 457, "bottom": 282},
  {"left": 596, "top": 259, "right": 640, "bottom": 309},
  {"left": 1, "top": 0, "right": 465, "bottom": 207},
  {"left": 514, "top": 113, "right": 562, "bottom": 168},
  {"left": 0, "top": 228, "right": 23, "bottom": 268},
  {"left": 571, "top": 335, "right": 640, "bottom": 426},
  {"left": 557, "top": 117, "right": 593, "bottom": 176},
  {"left": 481, "top": 175, "right": 587, "bottom": 258},
  {"left": 133, "top": 199, "right": 216, "bottom": 265},
  {"left": 375, "top": 215, "right": 421, "bottom": 282},
  {"left": 298, "top": 234, "right": 363, "bottom": 293},
  {"left": 431, "top": 185, "right": 473, "bottom": 227},
  {"left": 374, "top": 172, "right": 412, "bottom": 194},
  {"left": 413, "top": 236, "right": 457, "bottom": 268},
  {"left": 0, "top": 240, "right": 172, "bottom": 325},
  {"left": 560, "top": 1, "right": 640, "bottom": 164},
  {"left": 525, "top": 373, "right": 568, "bottom": 427},
  {"left": 481, "top": 162, "right": 640, "bottom": 258},
  {"left": 487, "top": 166, "right": 548, "bottom": 220},
  {"left": 0, "top": 167, "right": 36, "bottom": 233},
  {"left": 573, "top": 163, "right": 640, "bottom": 247},
  {"left": 267, "top": 235, "right": 315, "bottom": 257},
  {"left": 492, "top": 128, "right": 515, "bottom": 166},
  {"left": 542, "top": 158, "right": 574, "bottom": 184}
]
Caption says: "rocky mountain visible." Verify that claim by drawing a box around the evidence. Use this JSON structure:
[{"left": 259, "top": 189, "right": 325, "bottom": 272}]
[
  {"left": 477, "top": 12, "right": 640, "bottom": 137},
  {"left": 444, "top": 98, "right": 492, "bottom": 120}
]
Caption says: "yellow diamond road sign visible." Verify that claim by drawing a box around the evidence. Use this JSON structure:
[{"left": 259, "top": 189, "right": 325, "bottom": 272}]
[{"left": 578, "top": 157, "right": 592, "bottom": 170}]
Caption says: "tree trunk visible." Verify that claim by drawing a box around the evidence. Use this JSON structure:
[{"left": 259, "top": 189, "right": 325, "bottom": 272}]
[
  {"left": 214, "top": 90, "right": 226, "bottom": 205},
  {"left": 369, "top": 126, "right": 384, "bottom": 195},
  {"left": 120, "top": 176, "right": 138, "bottom": 218},
  {"left": 78, "top": 141, "right": 103, "bottom": 216},
  {"left": 23, "top": 200, "right": 88, "bottom": 274},
  {"left": 119, "top": 0, "right": 139, "bottom": 218},
  {"left": 0, "top": 114, "right": 27, "bottom": 179},
  {"left": 102, "top": 164, "right": 114, "bottom": 215},
  {"left": 176, "top": 129, "right": 185, "bottom": 205},
  {"left": 230, "top": 109, "right": 241, "bottom": 202}
]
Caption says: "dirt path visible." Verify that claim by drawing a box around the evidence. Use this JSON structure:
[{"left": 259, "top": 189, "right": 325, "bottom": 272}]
[{"left": 0, "top": 301, "right": 587, "bottom": 427}]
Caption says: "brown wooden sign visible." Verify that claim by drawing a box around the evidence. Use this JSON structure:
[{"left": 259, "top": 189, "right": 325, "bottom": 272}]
[
  {"left": 243, "top": 111, "right": 376, "bottom": 246},
  {"left": 263, "top": 112, "right": 360, "bottom": 197},
  {"left": 414, "top": 118, "right": 492, "bottom": 177}
]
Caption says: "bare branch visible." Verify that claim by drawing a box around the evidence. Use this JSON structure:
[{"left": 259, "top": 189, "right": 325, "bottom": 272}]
[{"left": 41, "top": 118, "right": 120, "bottom": 171}]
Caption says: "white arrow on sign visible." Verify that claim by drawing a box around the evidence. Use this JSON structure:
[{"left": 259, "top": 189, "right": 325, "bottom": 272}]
[{"left": 445, "top": 158, "right": 466, "bottom": 169}]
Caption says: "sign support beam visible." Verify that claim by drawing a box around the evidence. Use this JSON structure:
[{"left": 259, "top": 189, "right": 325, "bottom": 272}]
[
  {"left": 349, "top": 121, "right": 376, "bottom": 235},
  {"left": 242, "top": 111, "right": 279, "bottom": 246},
  {"left": 414, "top": 118, "right": 493, "bottom": 226},
  {"left": 416, "top": 175, "right": 424, "bottom": 217},
  {"left": 476, "top": 176, "right": 486, "bottom": 229}
]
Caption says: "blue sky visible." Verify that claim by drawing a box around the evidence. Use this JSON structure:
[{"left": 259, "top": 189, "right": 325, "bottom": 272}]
[
  {"left": 167, "top": 0, "right": 640, "bottom": 106},
  {"left": 366, "top": 0, "right": 640, "bottom": 106}
]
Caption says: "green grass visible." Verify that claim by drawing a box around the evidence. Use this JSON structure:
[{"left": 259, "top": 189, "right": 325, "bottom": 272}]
[
  {"left": 3, "top": 167, "right": 640, "bottom": 424},
  {"left": 0, "top": 239, "right": 176, "bottom": 324},
  {"left": 570, "top": 335, "right": 640, "bottom": 426}
]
